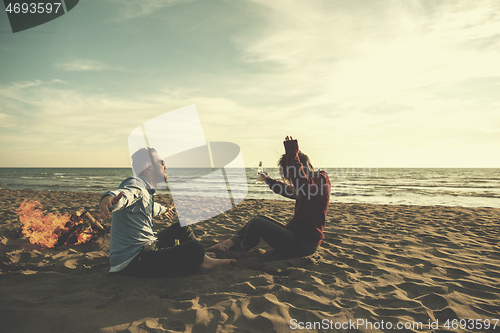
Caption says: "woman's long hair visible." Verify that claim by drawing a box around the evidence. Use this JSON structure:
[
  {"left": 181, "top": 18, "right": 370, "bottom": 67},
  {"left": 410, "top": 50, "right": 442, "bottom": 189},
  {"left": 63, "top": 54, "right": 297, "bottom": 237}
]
[{"left": 278, "top": 151, "right": 314, "bottom": 183}]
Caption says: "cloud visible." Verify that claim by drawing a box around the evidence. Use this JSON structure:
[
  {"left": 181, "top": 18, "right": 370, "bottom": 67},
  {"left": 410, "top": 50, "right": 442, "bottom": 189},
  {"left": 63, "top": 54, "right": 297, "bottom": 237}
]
[
  {"left": 224, "top": 0, "right": 500, "bottom": 166},
  {"left": 0, "top": 80, "right": 147, "bottom": 140},
  {"left": 108, "top": 0, "right": 192, "bottom": 20},
  {"left": 53, "top": 59, "right": 124, "bottom": 72},
  {"left": 0, "top": 112, "right": 14, "bottom": 128},
  {"left": 2, "top": 1, "right": 499, "bottom": 167},
  {"left": 0, "top": 79, "right": 266, "bottom": 146},
  {"left": 0, "top": 77, "right": 320, "bottom": 166},
  {"left": 236, "top": 0, "right": 500, "bottom": 103},
  {"left": 231, "top": 1, "right": 500, "bottom": 119}
]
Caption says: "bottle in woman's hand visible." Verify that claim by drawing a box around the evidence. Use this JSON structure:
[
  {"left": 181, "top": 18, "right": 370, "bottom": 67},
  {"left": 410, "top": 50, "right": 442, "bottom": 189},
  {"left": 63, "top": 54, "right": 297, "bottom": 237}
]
[{"left": 256, "top": 161, "right": 264, "bottom": 184}]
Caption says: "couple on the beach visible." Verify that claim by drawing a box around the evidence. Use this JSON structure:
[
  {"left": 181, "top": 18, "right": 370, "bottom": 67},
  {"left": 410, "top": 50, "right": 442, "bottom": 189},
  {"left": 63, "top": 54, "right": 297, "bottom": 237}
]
[{"left": 100, "top": 136, "right": 331, "bottom": 277}]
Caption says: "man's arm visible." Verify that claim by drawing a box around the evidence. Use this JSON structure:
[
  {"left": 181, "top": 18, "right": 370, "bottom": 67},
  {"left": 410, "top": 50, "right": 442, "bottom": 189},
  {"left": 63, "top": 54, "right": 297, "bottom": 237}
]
[
  {"left": 100, "top": 192, "right": 123, "bottom": 219},
  {"left": 99, "top": 178, "right": 145, "bottom": 218},
  {"left": 153, "top": 202, "right": 168, "bottom": 218}
]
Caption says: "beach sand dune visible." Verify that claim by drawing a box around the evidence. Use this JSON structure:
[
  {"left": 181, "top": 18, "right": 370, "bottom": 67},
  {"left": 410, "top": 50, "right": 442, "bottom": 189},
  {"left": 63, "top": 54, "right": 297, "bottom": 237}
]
[{"left": 1, "top": 189, "right": 499, "bottom": 332}]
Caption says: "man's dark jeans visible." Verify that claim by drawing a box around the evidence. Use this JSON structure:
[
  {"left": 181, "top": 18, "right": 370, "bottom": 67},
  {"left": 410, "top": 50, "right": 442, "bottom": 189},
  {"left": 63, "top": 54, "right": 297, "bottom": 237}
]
[{"left": 120, "top": 222, "right": 205, "bottom": 277}]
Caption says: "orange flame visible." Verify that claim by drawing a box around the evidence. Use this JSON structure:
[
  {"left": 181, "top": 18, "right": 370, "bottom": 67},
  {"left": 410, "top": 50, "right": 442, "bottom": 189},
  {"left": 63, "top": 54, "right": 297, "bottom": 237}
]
[
  {"left": 16, "top": 200, "right": 95, "bottom": 248},
  {"left": 77, "top": 231, "right": 94, "bottom": 244}
]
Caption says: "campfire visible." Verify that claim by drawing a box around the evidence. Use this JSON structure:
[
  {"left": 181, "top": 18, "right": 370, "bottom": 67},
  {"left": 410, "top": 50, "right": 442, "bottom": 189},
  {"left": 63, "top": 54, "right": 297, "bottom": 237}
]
[{"left": 16, "top": 200, "right": 105, "bottom": 249}]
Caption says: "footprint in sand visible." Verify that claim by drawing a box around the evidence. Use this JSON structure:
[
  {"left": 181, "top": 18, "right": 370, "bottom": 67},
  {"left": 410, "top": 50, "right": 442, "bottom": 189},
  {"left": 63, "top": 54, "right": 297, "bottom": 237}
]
[
  {"left": 63, "top": 259, "right": 79, "bottom": 269},
  {"left": 396, "top": 281, "right": 447, "bottom": 299},
  {"left": 433, "top": 307, "right": 460, "bottom": 321},
  {"left": 416, "top": 293, "right": 449, "bottom": 310}
]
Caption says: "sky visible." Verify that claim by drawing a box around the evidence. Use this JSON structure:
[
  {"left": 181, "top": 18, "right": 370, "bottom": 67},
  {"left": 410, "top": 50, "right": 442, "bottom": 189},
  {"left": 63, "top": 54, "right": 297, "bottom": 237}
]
[{"left": 0, "top": 0, "right": 499, "bottom": 168}]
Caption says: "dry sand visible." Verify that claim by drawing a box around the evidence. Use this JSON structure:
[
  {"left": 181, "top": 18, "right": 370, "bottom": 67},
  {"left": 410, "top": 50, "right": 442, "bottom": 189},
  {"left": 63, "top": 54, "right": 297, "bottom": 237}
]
[{"left": 1, "top": 188, "right": 499, "bottom": 332}]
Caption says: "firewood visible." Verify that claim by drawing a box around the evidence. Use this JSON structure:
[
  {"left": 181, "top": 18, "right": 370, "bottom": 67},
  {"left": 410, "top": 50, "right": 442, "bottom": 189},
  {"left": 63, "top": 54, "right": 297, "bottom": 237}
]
[
  {"left": 56, "top": 221, "right": 84, "bottom": 247},
  {"left": 73, "top": 208, "right": 105, "bottom": 233},
  {"left": 81, "top": 211, "right": 106, "bottom": 233},
  {"left": 72, "top": 210, "right": 91, "bottom": 229}
]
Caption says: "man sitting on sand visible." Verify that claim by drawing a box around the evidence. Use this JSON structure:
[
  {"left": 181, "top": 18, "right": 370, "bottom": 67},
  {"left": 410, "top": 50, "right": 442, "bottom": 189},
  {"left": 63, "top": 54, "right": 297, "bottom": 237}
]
[
  {"left": 100, "top": 147, "right": 234, "bottom": 277},
  {"left": 209, "top": 136, "right": 330, "bottom": 257}
]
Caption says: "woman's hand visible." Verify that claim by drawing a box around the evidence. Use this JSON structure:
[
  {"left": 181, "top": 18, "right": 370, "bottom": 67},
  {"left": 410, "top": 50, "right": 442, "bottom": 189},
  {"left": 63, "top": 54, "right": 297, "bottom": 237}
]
[
  {"left": 257, "top": 171, "right": 270, "bottom": 181},
  {"left": 284, "top": 135, "right": 294, "bottom": 141}
]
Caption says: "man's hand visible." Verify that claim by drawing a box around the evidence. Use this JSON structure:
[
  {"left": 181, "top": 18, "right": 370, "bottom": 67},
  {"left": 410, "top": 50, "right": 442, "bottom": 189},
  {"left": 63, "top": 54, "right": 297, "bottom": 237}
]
[
  {"left": 164, "top": 207, "right": 175, "bottom": 220},
  {"left": 100, "top": 192, "right": 123, "bottom": 219}
]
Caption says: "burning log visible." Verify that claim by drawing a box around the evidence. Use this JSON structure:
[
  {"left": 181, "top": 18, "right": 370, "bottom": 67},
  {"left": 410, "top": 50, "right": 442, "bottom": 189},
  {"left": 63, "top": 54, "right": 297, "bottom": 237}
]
[
  {"left": 55, "top": 219, "right": 85, "bottom": 248},
  {"left": 16, "top": 200, "right": 106, "bottom": 249},
  {"left": 76, "top": 209, "right": 106, "bottom": 233}
]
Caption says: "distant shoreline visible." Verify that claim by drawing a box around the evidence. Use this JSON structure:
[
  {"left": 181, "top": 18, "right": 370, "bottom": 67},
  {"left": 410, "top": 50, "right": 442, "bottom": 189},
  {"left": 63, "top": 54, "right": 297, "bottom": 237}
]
[{"left": 1, "top": 168, "right": 499, "bottom": 208}]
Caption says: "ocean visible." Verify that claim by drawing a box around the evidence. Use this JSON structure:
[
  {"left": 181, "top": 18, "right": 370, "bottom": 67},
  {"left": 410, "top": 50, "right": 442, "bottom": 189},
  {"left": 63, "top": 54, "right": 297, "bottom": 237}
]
[{"left": 0, "top": 167, "right": 499, "bottom": 208}]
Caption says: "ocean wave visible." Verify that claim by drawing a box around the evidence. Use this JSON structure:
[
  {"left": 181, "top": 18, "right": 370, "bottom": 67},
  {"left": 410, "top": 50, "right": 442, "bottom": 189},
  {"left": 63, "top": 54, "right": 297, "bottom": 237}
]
[
  {"left": 352, "top": 183, "right": 500, "bottom": 190},
  {"left": 2, "top": 167, "right": 500, "bottom": 207}
]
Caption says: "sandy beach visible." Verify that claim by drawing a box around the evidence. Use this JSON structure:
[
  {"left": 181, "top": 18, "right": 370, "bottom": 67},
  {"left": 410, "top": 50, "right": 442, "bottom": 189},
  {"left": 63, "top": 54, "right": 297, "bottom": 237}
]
[{"left": 1, "top": 188, "right": 499, "bottom": 332}]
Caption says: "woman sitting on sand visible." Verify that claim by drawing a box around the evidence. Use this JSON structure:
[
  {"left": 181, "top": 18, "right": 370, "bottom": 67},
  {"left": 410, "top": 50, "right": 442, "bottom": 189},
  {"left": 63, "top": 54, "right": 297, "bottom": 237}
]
[{"left": 208, "top": 136, "right": 331, "bottom": 257}]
